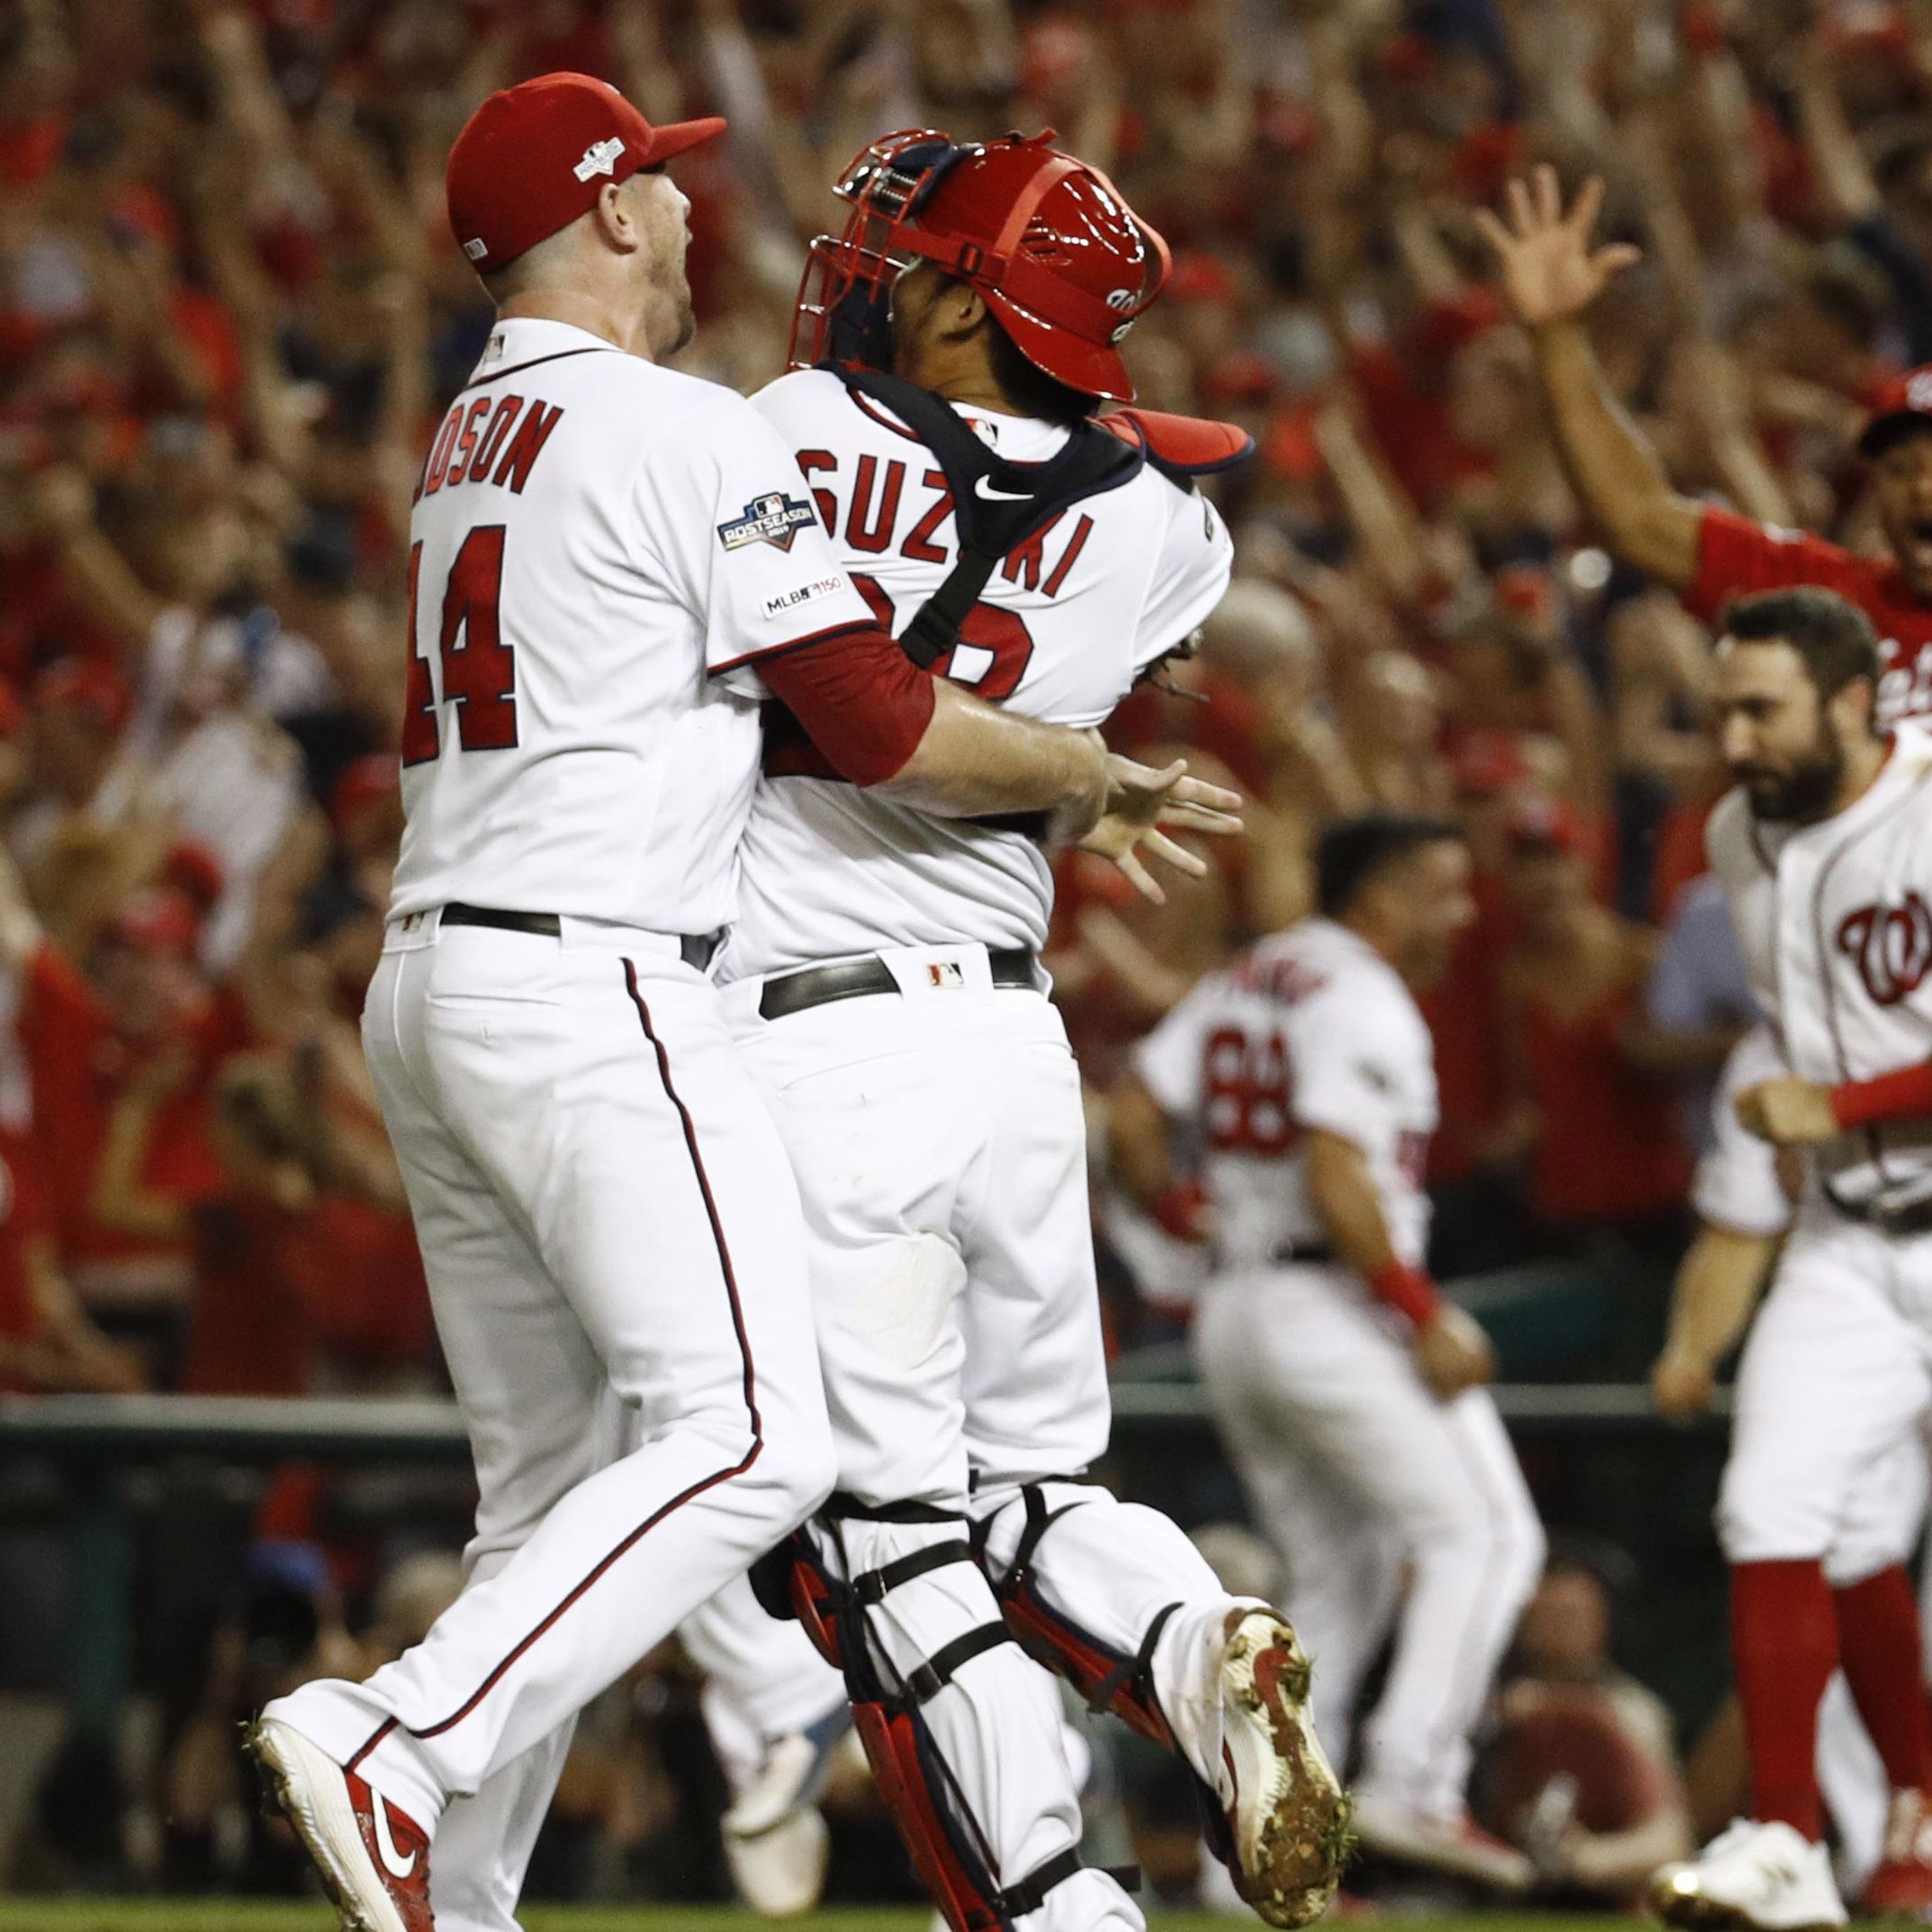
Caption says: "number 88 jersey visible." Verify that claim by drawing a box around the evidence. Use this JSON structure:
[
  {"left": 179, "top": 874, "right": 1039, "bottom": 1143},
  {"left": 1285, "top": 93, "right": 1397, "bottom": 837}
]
[
  {"left": 1134, "top": 918, "right": 1439, "bottom": 1272},
  {"left": 716, "top": 369, "right": 1233, "bottom": 983}
]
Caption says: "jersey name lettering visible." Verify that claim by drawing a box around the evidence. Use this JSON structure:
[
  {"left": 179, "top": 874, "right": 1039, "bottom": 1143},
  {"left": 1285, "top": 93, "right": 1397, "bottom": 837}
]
[
  {"left": 793, "top": 448, "right": 1091, "bottom": 597},
  {"left": 417, "top": 399, "right": 566, "bottom": 502}
]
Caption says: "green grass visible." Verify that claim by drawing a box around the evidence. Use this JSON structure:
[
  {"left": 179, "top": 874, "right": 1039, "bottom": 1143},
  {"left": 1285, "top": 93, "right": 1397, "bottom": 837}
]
[{"left": 0, "top": 1910, "right": 1634, "bottom": 1932}]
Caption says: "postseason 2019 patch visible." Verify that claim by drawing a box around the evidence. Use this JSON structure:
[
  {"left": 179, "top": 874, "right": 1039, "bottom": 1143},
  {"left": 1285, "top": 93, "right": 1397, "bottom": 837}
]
[{"left": 718, "top": 492, "right": 818, "bottom": 554}]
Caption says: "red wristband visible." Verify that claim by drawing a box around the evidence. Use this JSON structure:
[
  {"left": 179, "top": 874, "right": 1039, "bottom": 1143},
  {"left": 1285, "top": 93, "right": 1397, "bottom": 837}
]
[
  {"left": 1829, "top": 1061, "right": 1932, "bottom": 1133},
  {"left": 1152, "top": 1180, "right": 1210, "bottom": 1243},
  {"left": 1368, "top": 1259, "right": 1444, "bottom": 1327}
]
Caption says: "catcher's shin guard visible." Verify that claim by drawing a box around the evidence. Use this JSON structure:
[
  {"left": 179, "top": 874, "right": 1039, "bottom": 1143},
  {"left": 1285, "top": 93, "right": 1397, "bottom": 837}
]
[
  {"left": 755, "top": 1500, "right": 1105, "bottom": 1932},
  {"left": 981, "top": 1483, "right": 1181, "bottom": 1750}
]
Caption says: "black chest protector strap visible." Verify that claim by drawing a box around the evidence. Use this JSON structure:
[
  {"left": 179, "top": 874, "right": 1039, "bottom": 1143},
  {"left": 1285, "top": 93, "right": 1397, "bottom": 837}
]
[{"left": 832, "top": 365, "right": 1144, "bottom": 668}]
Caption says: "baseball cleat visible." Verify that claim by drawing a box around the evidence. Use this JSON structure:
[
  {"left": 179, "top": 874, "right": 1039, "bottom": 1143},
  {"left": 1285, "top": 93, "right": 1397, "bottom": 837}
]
[
  {"left": 247, "top": 1716, "right": 435, "bottom": 1932},
  {"left": 1212, "top": 1606, "right": 1354, "bottom": 1927},
  {"left": 720, "top": 1706, "right": 851, "bottom": 1918},
  {"left": 1859, "top": 1788, "right": 1932, "bottom": 1917},
  {"left": 1349, "top": 1791, "right": 1532, "bottom": 1892},
  {"left": 1650, "top": 1818, "right": 1846, "bottom": 1932}
]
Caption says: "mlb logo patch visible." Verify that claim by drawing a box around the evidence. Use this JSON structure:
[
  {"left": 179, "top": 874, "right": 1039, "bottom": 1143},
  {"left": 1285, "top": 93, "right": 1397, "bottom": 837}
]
[
  {"left": 718, "top": 493, "right": 818, "bottom": 554},
  {"left": 927, "top": 961, "right": 965, "bottom": 989}
]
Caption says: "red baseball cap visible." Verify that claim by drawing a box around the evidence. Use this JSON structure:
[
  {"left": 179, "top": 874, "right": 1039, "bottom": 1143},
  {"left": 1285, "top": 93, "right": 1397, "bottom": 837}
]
[
  {"left": 111, "top": 889, "right": 202, "bottom": 960},
  {"left": 1505, "top": 791, "right": 1590, "bottom": 857},
  {"left": 32, "top": 658, "right": 131, "bottom": 736},
  {"left": 1450, "top": 727, "right": 1530, "bottom": 799},
  {"left": 1859, "top": 365, "right": 1932, "bottom": 458},
  {"left": 446, "top": 73, "right": 724, "bottom": 271}
]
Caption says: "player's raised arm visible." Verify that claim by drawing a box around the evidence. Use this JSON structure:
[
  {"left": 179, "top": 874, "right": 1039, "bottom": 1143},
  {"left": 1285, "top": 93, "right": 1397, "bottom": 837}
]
[{"left": 1476, "top": 168, "right": 1702, "bottom": 588}]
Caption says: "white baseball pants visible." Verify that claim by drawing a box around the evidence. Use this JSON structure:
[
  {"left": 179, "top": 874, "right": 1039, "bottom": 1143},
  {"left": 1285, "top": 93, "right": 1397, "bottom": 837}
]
[
  {"left": 723, "top": 952, "right": 1245, "bottom": 1932},
  {"left": 682, "top": 1570, "right": 851, "bottom": 1751},
  {"left": 268, "top": 915, "right": 835, "bottom": 1842},
  {"left": 1192, "top": 1262, "right": 1546, "bottom": 1820},
  {"left": 1719, "top": 1203, "right": 1932, "bottom": 1573}
]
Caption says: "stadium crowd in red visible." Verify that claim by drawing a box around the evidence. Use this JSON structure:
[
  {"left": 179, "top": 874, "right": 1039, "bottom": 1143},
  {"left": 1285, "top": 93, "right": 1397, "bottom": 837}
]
[{"left": 0, "top": 0, "right": 1927, "bottom": 1387}]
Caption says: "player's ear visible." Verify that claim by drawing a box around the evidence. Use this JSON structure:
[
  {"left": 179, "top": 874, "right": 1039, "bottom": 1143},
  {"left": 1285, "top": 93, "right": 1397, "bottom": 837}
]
[
  {"left": 934, "top": 281, "right": 989, "bottom": 342},
  {"left": 593, "top": 179, "right": 643, "bottom": 256},
  {"left": 1831, "top": 672, "right": 1879, "bottom": 741}
]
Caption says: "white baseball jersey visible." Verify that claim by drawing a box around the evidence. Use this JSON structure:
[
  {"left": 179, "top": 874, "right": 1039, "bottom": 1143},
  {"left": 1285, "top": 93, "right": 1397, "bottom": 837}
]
[
  {"left": 1707, "top": 720, "right": 1932, "bottom": 1212},
  {"left": 1691, "top": 1023, "right": 1794, "bottom": 1237},
  {"left": 390, "top": 319, "right": 873, "bottom": 935},
  {"left": 1135, "top": 918, "right": 1437, "bottom": 1269},
  {"left": 715, "top": 369, "right": 1233, "bottom": 981}
]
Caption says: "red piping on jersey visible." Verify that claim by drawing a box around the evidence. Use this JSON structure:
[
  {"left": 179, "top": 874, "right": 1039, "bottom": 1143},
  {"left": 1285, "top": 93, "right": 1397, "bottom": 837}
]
[
  {"left": 846, "top": 386, "right": 925, "bottom": 443},
  {"left": 452, "top": 344, "right": 617, "bottom": 396},
  {"left": 370, "top": 964, "right": 764, "bottom": 1750}
]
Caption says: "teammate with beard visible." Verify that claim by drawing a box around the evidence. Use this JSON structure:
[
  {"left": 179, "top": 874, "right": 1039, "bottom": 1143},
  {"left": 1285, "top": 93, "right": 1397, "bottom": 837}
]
[{"left": 1648, "top": 590, "right": 1932, "bottom": 1929}]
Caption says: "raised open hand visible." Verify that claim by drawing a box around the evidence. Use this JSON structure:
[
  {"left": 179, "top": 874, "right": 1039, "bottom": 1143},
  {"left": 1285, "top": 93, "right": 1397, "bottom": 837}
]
[{"left": 1473, "top": 168, "right": 1641, "bottom": 331}]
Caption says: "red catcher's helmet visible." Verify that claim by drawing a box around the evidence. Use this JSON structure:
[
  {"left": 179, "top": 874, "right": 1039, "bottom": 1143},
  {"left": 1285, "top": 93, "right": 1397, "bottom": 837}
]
[{"left": 789, "top": 128, "right": 1171, "bottom": 404}]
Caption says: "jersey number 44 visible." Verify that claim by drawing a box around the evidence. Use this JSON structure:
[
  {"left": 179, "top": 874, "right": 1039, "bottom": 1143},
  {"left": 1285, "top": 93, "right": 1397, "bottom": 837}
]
[{"left": 402, "top": 528, "right": 519, "bottom": 765}]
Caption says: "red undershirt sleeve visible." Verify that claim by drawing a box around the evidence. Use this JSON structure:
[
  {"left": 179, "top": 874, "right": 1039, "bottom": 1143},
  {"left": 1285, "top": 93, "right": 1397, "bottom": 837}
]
[
  {"left": 1830, "top": 1061, "right": 1932, "bottom": 1132},
  {"left": 759, "top": 624, "right": 937, "bottom": 788}
]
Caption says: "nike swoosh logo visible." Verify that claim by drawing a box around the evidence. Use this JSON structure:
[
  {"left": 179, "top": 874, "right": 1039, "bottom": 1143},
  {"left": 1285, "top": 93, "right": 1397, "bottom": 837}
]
[
  {"left": 974, "top": 477, "right": 1032, "bottom": 501},
  {"left": 369, "top": 1795, "right": 417, "bottom": 1881}
]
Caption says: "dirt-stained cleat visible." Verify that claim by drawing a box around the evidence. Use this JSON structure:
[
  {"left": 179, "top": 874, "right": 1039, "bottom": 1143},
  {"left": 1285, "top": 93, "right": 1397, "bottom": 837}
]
[
  {"left": 1213, "top": 1607, "right": 1354, "bottom": 1927},
  {"left": 247, "top": 1716, "right": 435, "bottom": 1932},
  {"left": 1349, "top": 1790, "right": 1533, "bottom": 1892},
  {"left": 1650, "top": 1818, "right": 1846, "bottom": 1932},
  {"left": 1862, "top": 1787, "right": 1932, "bottom": 1918}
]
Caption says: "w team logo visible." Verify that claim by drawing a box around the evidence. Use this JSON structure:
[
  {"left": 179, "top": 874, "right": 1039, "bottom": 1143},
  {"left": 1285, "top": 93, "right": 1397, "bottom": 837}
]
[{"left": 1837, "top": 892, "right": 1932, "bottom": 1006}]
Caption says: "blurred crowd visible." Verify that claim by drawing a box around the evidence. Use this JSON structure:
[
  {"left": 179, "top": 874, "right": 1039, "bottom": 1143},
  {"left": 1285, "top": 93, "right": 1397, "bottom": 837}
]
[
  {"left": 3, "top": 0, "right": 1930, "bottom": 1902},
  {"left": 8, "top": 0, "right": 1930, "bottom": 1387}
]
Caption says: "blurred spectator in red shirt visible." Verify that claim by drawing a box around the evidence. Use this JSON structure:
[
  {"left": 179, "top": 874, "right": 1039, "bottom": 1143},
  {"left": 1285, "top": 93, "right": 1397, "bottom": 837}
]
[
  {"left": 0, "top": 849, "right": 245, "bottom": 1379},
  {"left": 0, "top": 1120, "right": 144, "bottom": 1393},
  {"left": 1497, "top": 799, "right": 1692, "bottom": 1240}
]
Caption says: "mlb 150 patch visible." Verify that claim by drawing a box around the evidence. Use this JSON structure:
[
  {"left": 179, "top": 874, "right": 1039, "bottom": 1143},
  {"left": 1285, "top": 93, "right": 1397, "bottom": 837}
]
[{"left": 719, "top": 493, "right": 818, "bottom": 554}]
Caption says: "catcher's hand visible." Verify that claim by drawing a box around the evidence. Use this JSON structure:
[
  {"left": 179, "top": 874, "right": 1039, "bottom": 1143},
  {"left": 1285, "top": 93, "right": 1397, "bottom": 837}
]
[{"left": 1080, "top": 755, "right": 1243, "bottom": 904}]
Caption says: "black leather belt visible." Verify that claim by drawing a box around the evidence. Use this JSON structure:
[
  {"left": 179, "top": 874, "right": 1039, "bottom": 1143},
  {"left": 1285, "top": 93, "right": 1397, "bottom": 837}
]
[
  {"left": 442, "top": 903, "right": 717, "bottom": 972},
  {"left": 759, "top": 947, "right": 1036, "bottom": 1022},
  {"left": 1827, "top": 1187, "right": 1932, "bottom": 1238},
  {"left": 1270, "top": 1240, "right": 1337, "bottom": 1266}
]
